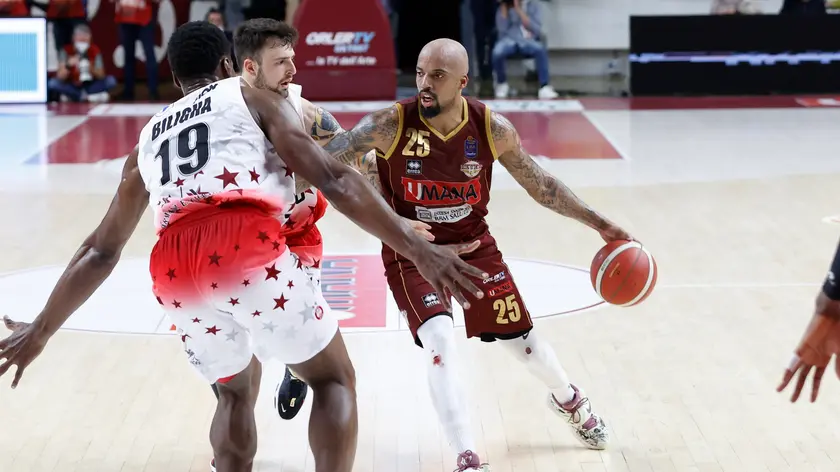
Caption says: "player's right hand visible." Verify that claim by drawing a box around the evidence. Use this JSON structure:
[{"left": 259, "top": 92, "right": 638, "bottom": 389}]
[
  {"left": 0, "top": 315, "right": 49, "bottom": 389},
  {"left": 777, "top": 293, "right": 840, "bottom": 402},
  {"left": 413, "top": 240, "right": 488, "bottom": 312}
]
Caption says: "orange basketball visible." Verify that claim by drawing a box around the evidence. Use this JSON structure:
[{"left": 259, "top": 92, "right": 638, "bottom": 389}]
[{"left": 590, "top": 240, "right": 657, "bottom": 306}]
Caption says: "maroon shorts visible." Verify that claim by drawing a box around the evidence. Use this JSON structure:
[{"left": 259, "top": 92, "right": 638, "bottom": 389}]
[{"left": 384, "top": 231, "right": 533, "bottom": 347}]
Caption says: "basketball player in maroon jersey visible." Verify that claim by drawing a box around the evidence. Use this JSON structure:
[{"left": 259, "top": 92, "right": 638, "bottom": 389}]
[{"left": 319, "top": 38, "right": 633, "bottom": 470}]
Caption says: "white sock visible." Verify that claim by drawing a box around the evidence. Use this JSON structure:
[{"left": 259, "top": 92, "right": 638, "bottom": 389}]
[
  {"left": 500, "top": 330, "right": 576, "bottom": 404},
  {"left": 416, "top": 316, "right": 476, "bottom": 455}
]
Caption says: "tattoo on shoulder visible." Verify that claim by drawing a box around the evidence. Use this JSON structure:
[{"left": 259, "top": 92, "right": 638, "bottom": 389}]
[
  {"left": 490, "top": 111, "right": 520, "bottom": 155},
  {"left": 310, "top": 107, "right": 341, "bottom": 141},
  {"left": 373, "top": 105, "right": 400, "bottom": 142}
]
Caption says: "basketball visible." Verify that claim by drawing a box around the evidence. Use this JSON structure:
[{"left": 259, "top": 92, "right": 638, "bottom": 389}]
[{"left": 590, "top": 240, "right": 657, "bottom": 306}]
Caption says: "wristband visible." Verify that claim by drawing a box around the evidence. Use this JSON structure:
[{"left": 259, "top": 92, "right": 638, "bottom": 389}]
[{"left": 822, "top": 239, "right": 840, "bottom": 300}]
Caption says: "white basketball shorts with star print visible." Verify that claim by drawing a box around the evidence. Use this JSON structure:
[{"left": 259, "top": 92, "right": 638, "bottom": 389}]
[{"left": 149, "top": 204, "right": 338, "bottom": 384}]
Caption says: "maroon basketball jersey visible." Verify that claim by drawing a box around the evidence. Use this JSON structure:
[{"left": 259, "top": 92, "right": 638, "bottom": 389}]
[{"left": 378, "top": 96, "right": 497, "bottom": 259}]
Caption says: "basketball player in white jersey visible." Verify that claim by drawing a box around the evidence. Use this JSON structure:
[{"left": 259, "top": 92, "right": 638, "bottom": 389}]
[
  {"left": 0, "top": 21, "right": 488, "bottom": 472},
  {"left": 230, "top": 17, "right": 391, "bottom": 433},
  {"left": 229, "top": 18, "right": 430, "bottom": 439}
]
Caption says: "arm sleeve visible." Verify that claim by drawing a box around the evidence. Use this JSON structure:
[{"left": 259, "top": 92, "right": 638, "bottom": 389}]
[
  {"left": 496, "top": 7, "right": 511, "bottom": 36},
  {"left": 525, "top": 1, "right": 542, "bottom": 37}
]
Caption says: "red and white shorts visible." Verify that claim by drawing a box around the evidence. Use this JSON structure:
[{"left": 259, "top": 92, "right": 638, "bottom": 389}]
[{"left": 149, "top": 204, "right": 337, "bottom": 384}]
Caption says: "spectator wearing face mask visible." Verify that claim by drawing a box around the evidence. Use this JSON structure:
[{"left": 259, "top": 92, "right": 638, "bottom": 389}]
[{"left": 48, "top": 24, "right": 116, "bottom": 102}]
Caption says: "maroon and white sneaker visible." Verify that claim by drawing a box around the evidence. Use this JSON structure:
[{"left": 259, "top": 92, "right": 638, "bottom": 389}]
[
  {"left": 548, "top": 384, "right": 609, "bottom": 450},
  {"left": 454, "top": 450, "right": 490, "bottom": 471}
]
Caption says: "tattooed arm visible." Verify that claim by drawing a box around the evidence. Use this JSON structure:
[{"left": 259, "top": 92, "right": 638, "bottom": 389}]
[
  {"left": 321, "top": 105, "right": 402, "bottom": 192},
  {"left": 492, "top": 111, "right": 615, "bottom": 232},
  {"left": 301, "top": 98, "right": 344, "bottom": 145},
  {"left": 293, "top": 99, "right": 344, "bottom": 192},
  {"left": 293, "top": 100, "right": 394, "bottom": 193}
]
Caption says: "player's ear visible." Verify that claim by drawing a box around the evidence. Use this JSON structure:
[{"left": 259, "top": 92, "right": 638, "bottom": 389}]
[
  {"left": 460, "top": 74, "right": 469, "bottom": 91},
  {"left": 220, "top": 56, "right": 235, "bottom": 79},
  {"left": 171, "top": 71, "right": 181, "bottom": 89},
  {"left": 243, "top": 57, "right": 256, "bottom": 77}
]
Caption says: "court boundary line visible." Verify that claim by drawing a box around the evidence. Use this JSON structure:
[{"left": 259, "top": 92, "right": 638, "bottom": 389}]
[
  {"left": 581, "top": 110, "right": 629, "bottom": 161},
  {"left": 0, "top": 254, "right": 820, "bottom": 338}
]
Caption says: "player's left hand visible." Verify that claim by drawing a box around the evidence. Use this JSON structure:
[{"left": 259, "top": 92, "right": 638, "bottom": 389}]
[
  {"left": 0, "top": 315, "right": 49, "bottom": 389},
  {"left": 403, "top": 217, "right": 434, "bottom": 241},
  {"left": 598, "top": 223, "right": 634, "bottom": 243},
  {"left": 777, "top": 293, "right": 840, "bottom": 402}
]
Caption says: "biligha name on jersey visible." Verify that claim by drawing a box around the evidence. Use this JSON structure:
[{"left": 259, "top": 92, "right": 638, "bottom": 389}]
[{"left": 151, "top": 96, "right": 213, "bottom": 141}]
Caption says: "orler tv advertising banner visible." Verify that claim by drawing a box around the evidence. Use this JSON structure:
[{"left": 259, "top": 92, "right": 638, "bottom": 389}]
[{"left": 292, "top": 0, "right": 397, "bottom": 101}]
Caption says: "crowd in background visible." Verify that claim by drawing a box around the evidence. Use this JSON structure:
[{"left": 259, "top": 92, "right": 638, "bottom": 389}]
[
  {"left": 0, "top": 0, "right": 563, "bottom": 102},
  {"left": 0, "top": 0, "right": 833, "bottom": 103}
]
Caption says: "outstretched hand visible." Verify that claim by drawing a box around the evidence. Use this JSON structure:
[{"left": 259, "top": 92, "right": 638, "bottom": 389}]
[
  {"left": 0, "top": 315, "right": 48, "bottom": 389},
  {"left": 777, "top": 293, "right": 840, "bottom": 402},
  {"left": 413, "top": 240, "right": 487, "bottom": 312}
]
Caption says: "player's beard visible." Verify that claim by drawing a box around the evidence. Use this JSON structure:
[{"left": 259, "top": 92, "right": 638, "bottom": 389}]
[
  {"left": 419, "top": 100, "right": 442, "bottom": 118},
  {"left": 254, "top": 68, "right": 289, "bottom": 97}
]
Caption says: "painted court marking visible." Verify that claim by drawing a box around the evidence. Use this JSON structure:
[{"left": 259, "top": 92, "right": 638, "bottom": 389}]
[{"left": 0, "top": 254, "right": 604, "bottom": 336}]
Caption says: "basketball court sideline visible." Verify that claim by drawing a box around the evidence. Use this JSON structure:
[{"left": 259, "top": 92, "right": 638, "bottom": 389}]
[{"left": 0, "top": 97, "right": 839, "bottom": 472}]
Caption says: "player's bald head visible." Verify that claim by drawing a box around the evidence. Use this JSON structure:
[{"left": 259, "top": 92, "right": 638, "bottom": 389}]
[
  {"left": 417, "top": 38, "right": 469, "bottom": 77},
  {"left": 415, "top": 38, "right": 469, "bottom": 119}
]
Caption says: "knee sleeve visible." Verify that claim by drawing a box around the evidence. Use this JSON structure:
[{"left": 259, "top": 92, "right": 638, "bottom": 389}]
[{"left": 417, "top": 315, "right": 457, "bottom": 360}]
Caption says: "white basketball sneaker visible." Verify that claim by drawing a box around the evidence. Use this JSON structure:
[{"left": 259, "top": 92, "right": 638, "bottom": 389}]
[
  {"left": 548, "top": 384, "right": 609, "bottom": 450},
  {"left": 454, "top": 450, "right": 491, "bottom": 471}
]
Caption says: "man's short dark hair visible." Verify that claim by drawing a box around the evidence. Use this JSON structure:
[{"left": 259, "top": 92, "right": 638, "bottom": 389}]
[
  {"left": 233, "top": 18, "right": 298, "bottom": 68},
  {"left": 167, "top": 21, "right": 231, "bottom": 82}
]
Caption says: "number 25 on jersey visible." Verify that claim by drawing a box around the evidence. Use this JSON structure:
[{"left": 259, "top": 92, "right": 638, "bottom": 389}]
[
  {"left": 154, "top": 123, "right": 212, "bottom": 185},
  {"left": 402, "top": 128, "right": 430, "bottom": 157},
  {"left": 495, "top": 294, "right": 521, "bottom": 324}
]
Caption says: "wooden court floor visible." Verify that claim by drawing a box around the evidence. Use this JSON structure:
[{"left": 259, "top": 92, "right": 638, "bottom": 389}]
[{"left": 0, "top": 104, "right": 839, "bottom": 472}]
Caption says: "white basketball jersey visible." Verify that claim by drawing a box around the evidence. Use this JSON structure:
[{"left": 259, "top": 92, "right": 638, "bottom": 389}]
[
  {"left": 137, "top": 77, "right": 296, "bottom": 233},
  {"left": 283, "top": 82, "right": 323, "bottom": 227}
]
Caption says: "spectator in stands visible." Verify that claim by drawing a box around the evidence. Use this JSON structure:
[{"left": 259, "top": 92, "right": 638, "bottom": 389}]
[
  {"left": 711, "top": 0, "right": 759, "bottom": 13},
  {"left": 220, "top": 0, "right": 244, "bottom": 31},
  {"left": 492, "top": 0, "right": 558, "bottom": 100},
  {"left": 206, "top": 7, "right": 238, "bottom": 71},
  {"left": 207, "top": 7, "right": 225, "bottom": 29},
  {"left": 46, "top": 0, "right": 87, "bottom": 54},
  {"left": 116, "top": 0, "right": 159, "bottom": 101},
  {"left": 48, "top": 23, "right": 116, "bottom": 102}
]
